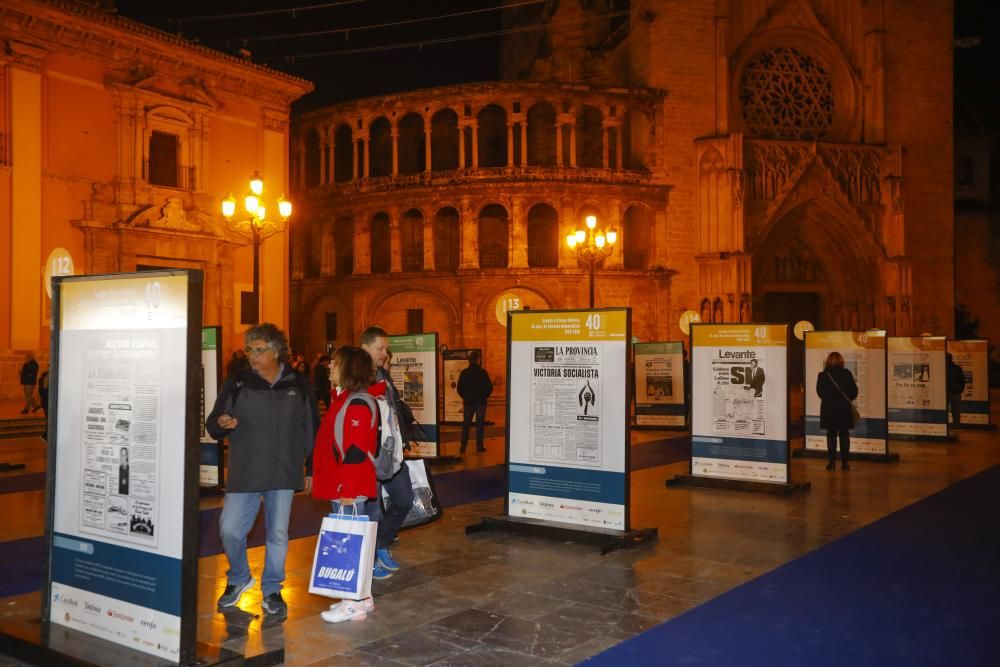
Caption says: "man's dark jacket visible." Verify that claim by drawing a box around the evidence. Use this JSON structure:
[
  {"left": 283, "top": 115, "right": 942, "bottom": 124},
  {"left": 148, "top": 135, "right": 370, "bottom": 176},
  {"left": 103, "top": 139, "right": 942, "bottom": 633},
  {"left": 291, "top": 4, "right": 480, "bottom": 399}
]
[
  {"left": 20, "top": 359, "right": 38, "bottom": 385},
  {"left": 457, "top": 364, "right": 493, "bottom": 405},
  {"left": 206, "top": 365, "right": 319, "bottom": 492}
]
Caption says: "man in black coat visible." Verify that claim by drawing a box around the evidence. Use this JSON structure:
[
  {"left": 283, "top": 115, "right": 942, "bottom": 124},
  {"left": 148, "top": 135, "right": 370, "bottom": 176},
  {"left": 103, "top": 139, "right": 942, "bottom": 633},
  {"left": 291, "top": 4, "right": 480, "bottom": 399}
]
[
  {"left": 19, "top": 352, "right": 41, "bottom": 414},
  {"left": 816, "top": 352, "right": 859, "bottom": 470},
  {"left": 945, "top": 353, "right": 967, "bottom": 430},
  {"left": 457, "top": 351, "right": 493, "bottom": 453}
]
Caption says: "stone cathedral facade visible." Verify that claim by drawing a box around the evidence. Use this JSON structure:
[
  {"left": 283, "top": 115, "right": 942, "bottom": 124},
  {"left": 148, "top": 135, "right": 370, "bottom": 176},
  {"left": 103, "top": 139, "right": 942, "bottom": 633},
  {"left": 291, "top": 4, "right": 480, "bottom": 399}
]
[{"left": 290, "top": 0, "right": 953, "bottom": 394}]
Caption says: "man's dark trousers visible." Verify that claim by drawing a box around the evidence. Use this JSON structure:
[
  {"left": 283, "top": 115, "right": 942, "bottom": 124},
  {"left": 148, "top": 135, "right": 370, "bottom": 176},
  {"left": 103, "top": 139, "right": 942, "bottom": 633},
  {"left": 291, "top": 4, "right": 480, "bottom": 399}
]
[
  {"left": 365, "top": 463, "right": 413, "bottom": 549},
  {"left": 461, "top": 404, "right": 487, "bottom": 452}
]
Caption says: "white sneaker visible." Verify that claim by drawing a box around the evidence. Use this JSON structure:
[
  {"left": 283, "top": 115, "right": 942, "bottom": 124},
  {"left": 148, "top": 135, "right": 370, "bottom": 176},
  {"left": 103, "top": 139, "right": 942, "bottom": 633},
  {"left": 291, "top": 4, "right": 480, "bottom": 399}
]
[
  {"left": 321, "top": 599, "right": 368, "bottom": 623},
  {"left": 328, "top": 596, "right": 374, "bottom": 613}
]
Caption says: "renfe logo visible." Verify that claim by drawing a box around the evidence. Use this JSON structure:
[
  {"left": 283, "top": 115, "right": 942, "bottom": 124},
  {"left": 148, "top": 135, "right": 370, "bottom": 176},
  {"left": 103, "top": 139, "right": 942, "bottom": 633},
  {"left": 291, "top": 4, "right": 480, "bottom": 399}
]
[
  {"left": 140, "top": 619, "right": 157, "bottom": 630},
  {"left": 317, "top": 567, "right": 356, "bottom": 582}
]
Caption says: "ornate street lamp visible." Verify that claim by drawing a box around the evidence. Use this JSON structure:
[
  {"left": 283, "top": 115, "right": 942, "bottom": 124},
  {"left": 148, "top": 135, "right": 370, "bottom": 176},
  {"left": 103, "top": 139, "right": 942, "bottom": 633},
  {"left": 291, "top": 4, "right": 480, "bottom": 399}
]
[
  {"left": 221, "top": 172, "right": 292, "bottom": 324},
  {"left": 566, "top": 214, "right": 618, "bottom": 308}
]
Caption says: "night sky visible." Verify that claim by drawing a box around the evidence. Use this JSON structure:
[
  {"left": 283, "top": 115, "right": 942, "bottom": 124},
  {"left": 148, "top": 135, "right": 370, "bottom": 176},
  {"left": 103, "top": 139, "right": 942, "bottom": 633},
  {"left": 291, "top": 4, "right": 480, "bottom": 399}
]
[
  {"left": 114, "top": 0, "right": 506, "bottom": 111},
  {"left": 114, "top": 0, "right": 999, "bottom": 126}
]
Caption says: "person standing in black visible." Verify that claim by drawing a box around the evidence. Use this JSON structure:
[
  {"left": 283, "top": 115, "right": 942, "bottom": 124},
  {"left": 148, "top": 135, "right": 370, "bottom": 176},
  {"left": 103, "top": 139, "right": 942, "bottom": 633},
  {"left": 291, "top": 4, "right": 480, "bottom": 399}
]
[
  {"left": 457, "top": 351, "right": 493, "bottom": 454},
  {"left": 816, "top": 351, "right": 859, "bottom": 470},
  {"left": 313, "top": 354, "right": 332, "bottom": 408},
  {"left": 19, "top": 352, "right": 41, "bottom": 414},
  {"left": 945, "top": 353, "right": 967, "bottom": 431}
]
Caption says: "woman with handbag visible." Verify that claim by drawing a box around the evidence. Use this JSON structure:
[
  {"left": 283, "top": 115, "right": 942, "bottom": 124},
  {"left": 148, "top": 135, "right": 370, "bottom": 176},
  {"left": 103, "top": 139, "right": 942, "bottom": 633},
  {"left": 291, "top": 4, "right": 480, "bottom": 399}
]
[
  {"left": 312, "top": 346, "right": 383, "bottom": 622},
  {"left": 816, "top": 351, "right": 860, "bottom": 470}
]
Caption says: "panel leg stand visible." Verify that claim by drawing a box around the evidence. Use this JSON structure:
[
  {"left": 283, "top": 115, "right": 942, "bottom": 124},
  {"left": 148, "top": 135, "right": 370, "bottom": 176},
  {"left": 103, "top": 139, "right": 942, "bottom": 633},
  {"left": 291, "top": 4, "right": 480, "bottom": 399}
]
[{"left": 793, "top": 448, "right": 899, "bottom": 463}]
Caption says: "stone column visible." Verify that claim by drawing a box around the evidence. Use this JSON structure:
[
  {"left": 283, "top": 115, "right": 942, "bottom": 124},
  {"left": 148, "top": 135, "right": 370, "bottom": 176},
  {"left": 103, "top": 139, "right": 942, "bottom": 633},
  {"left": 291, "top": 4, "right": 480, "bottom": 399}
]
[
  {"left": 391, "top": 127, "right": 399, "bottom": 176},
  {"left": 507, "top": 122, "right": 514, "bottom": 167},
  {"left": 471, "top": 123, "right": 479, "bottom": 168},
  {"left": 602, "top": 125, "right": 610, "bottom": 169},
  {"left": 423, "top": 214, "right": 436, "bottom": 270},
  {"left": 459, "top": 198, "right": 479, "bottom": 269},
  {"left": 318, "top": 138, "right": 327, "bottom": 184},
  {"left": 558, "top": 199, "right": 577, "bottom": 268},
  {"left": 298, "top": 141, "right": 307, "bottom": 188},
  {"left": 458, "top": 124, "right": 466, "bottom": 168},
  {"left": 556, "top": 123, "right": 563, "bottom": 166},
  {"left": 327, "top": 129, "right": 336, "bottom": 182},
  {"left": 607, "top": 200, "right": 623, "bottom": 269},
  {"left": 569, "top": 122, "right": 577, "bottom": 167},
  {"left": 8, "top": 41, "right": 46, "bottom": 349},
  {"left": 355, "top": 215, "right": 371, "bottom": 274},
  {"left": 510, "top": 196, "right": 528, "bottom": 268},
  {"left": 614, "top": 124, "right": 623, "bottom": 169},
  {"left": 320, "top": 220, "right": 335, "bottom": 276},
  {"left": 520, "top": 122, "right": 528, "bottom": 165},
  {"left": 424, "top": 126, "right": 433, "bottom": 172},
  {"left": 389, "top": 209, "right": 402, "bottom": 272},
  {"left": 363, "top": 137, "right": 371, "bottom": 178}
]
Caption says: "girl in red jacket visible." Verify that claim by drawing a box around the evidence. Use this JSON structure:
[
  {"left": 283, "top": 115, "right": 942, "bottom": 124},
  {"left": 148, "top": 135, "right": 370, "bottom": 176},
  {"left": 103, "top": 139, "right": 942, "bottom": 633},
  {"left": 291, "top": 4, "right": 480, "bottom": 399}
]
[{"left": 312, "top": 346, "right": 381, "bottom": 622}]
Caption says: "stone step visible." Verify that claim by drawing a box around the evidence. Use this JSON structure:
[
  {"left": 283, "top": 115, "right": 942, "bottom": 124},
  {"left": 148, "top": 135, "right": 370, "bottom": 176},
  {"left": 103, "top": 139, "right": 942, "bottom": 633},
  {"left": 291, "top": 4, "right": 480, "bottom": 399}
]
[{"left": 0, "top": 418, "right": 46, "bottom": 439}]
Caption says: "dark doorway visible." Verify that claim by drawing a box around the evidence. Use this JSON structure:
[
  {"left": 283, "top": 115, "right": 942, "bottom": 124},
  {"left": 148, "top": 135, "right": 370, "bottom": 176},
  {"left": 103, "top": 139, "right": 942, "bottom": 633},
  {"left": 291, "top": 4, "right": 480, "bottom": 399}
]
[{"left": 762, "top": 292, "right": 822, "bottom": 386}]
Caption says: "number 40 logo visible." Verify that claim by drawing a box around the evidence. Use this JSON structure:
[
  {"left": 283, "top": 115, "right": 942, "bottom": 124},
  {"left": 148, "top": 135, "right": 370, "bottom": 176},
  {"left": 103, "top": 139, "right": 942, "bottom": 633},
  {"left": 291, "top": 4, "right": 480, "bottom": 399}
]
[{"left": 586, "top": 314, "right": 602, "bottom": 330}]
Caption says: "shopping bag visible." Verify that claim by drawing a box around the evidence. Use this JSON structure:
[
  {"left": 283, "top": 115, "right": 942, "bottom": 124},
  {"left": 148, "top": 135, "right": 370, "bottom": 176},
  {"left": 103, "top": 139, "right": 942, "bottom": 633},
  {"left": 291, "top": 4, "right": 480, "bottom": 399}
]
[
  {"left": 383, "top": 459, "right": 443, "bottom": 529},
  {"left": 308, "top": 509, "right": 377, "bottom": 600}
]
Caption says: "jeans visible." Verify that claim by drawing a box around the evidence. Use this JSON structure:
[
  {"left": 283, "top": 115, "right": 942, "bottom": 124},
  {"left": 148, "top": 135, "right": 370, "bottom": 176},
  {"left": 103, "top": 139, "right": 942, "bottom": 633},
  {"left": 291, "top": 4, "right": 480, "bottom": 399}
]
[
  {"left": 363, "top": 462, "right": 413, "bottom": 550},
  {"left": 219, "top": 489, "right": 294, "bottom": 596},
  {"left": 21, "top": 384, "right": 40, "bottom": 411},
  {"left": 826, "top": 429, "right": 850, "bottom": 463},
  {"left": 461, "top": 404, "right": 488, "bottom": 451}
]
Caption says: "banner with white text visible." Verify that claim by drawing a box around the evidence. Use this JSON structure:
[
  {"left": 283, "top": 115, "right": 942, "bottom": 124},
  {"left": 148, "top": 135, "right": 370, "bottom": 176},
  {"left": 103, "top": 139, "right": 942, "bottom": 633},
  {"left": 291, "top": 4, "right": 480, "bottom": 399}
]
[
  {"left": 690, "top": 324, "right": 789, "bottom": 483},
  {"left": 887, "top": 337, "right": 948, "bottom": 439},
  {"left": 634, "top": 342, "right": 686, "bottom": 427},
  {"left": 507, "top": 309, "right": 630, "bottom": 531},
  {"left": 947, "top": 339, "right": 991, "bottom": 426},
  {"left": 48, "top": 272, "right": 199, "bottom": 662},
  {"left": 388, "top": 333, "right": 440, "bottom": 458},
  {"left": 804, "top": 331, "right": 888, "bottom": 454}
]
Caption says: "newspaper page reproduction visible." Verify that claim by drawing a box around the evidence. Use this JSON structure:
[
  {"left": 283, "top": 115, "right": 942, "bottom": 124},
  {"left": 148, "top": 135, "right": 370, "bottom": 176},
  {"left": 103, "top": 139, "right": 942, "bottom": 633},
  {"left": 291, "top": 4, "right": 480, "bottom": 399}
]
[
  {"left": 530, "top": 343, "right": 603, "bottom": 466},
  {"left": 391, "top": 354, "right": 425, "bottom": 413},
  {"left": 889, "top": 352, "right": 933, "bottom": 409},
  {"left": 79, "top": 331, "right": 162, "bottom": 546},
  {"left": 710, "top": 350, "right": 767, "bottom": 437}
]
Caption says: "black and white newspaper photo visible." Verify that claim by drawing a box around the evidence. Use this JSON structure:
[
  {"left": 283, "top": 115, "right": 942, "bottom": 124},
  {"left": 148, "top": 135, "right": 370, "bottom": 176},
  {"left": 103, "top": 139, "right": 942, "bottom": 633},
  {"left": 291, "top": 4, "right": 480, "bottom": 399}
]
[
  {"left": 78, "top": 331, "right": 162, "bottom": 547},
  {"left": 530, "top": 343, "right": 603, "bottom": 465},
  {"left": 710, "top": 351, "right": 767, "bottom": 437}
]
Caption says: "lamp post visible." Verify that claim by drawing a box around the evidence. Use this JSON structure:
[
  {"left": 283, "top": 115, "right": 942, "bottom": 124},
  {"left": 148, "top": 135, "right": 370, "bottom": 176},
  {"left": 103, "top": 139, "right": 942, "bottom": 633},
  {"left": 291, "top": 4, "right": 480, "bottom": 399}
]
[
  {"left": 566, "top": 214, "right": 618, "bottom": 308},
  {"left": 221, "top": 171, "right": 292, "bottom": 324}
]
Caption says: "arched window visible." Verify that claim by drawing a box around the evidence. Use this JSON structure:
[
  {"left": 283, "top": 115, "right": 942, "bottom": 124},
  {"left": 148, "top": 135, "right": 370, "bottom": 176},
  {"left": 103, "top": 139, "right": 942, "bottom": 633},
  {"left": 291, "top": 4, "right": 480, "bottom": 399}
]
[
  {"left": 527, "top": 102, "right": 557, "bottom": 166},
  {"left": 434, "top": 207, "right": 460, "bottom": 271},
  {"left": 397, "top": 113, "right": 425, "bottom": 175},
  {"left": 576, "top": 106, "right": 603, "bottom": 168},
  {"left": 369, "top": 117, "right": 392, "bottom": 177},
  {"left": 400, "top": 208, "right": 424, "bottom": 272},
  {"left": 477, "top": 105, "right": 508, "bottom": 167},
  {"left": 479, "top": 204, "right": 509, "bottom": 268},
  {"left": 333, "top": 124, "right": 353, "bottom": 182},
  {"left": 623, "top": 206, "right": 652, "bottom": 269},
  {"left": 304, "top": 128, "right": 322, "bottom": 187},
  {"left": 527, "top": 204, "right": 559, "bottom": 267},
  {"left": 370, "top": 212, "right": 391, "bottom": 273},
  {"left": 431, "top": 109, "right": 460, "bottom": 171},
  {"left": 335, "top": 216, "right": 354, "bottom": 275}
]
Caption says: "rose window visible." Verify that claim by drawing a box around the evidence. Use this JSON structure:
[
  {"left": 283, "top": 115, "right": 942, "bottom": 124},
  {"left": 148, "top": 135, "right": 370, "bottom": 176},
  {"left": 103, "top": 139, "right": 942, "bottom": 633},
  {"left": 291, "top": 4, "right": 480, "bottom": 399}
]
[{"left": 740, "top": 47, "right": 834, "bottom": 140}]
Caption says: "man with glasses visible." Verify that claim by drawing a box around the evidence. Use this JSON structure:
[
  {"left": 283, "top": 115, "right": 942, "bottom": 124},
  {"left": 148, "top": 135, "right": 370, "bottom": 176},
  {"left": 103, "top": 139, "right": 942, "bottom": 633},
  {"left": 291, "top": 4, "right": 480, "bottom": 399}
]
[{"left": 207, "top": 323, "right": 319, "bottom": 616}]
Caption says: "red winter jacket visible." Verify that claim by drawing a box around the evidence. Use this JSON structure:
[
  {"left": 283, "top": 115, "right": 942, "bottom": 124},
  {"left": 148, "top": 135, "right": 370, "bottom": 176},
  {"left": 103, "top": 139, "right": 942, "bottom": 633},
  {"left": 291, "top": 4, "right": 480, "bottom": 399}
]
[{"left": 311, "top": 383, "right": 385, "bottom": 501}]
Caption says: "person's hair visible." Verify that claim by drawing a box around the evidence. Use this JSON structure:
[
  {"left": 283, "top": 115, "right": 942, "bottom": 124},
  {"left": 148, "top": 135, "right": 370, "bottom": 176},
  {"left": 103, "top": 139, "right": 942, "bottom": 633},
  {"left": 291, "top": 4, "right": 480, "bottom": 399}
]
[
  {"left": 825, "top": 351, "right": 845, "bottom": 369},
  {"left": 468, "top": 351, "right": 481, "bottom": 365},
  {"left": 945, "top": 352, "right": 953, "bottom": 362},
  {"left": 318, "top": 354, "right": 330, "bottom": 363},
  {"left": 749, "top": 358, "right": 758, "bottom": 366},
  {"left": 360, "top": 326, "right": 388, "bottom": 346},
  {"left": 333, "top": 346, "right": 375, "bottom": 392},
  {"left": 244, "top": 323, "right": 289, "bottom": 362}
]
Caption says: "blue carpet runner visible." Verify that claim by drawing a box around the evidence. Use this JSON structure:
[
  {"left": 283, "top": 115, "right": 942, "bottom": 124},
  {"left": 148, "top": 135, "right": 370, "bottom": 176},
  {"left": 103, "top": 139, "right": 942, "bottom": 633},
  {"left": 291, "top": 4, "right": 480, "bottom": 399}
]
[
  {"left": 583, "top": 464, "right": 1000, "bottom": 667},
  {"left": 0, "top": 435, "right": 688, "bottom": 598}
]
